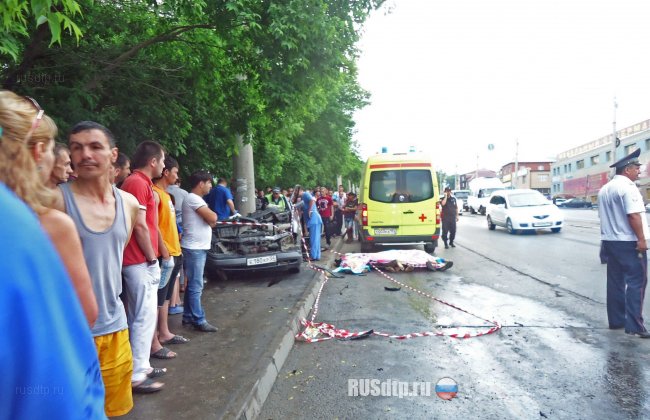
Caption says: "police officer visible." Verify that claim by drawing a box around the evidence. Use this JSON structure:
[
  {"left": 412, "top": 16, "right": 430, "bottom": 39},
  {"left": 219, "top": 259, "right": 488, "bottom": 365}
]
[
  {"left": 598, "top": 148, "right": 650, "bottom": 338},
  {"left": 441, "top": 187, "right": 459, "bottom": 249},
  {"left": 266, "top": 187, "right": 289, "bottom": 211}
]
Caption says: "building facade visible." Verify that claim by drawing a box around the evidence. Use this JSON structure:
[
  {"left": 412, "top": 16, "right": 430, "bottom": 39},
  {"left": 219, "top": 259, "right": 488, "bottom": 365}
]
[
  {"left": 551, "top": 119, "right": 650, "bottom": 203},
  {"left": 500, "top": 162, "right": 552, "bottom": 195}
]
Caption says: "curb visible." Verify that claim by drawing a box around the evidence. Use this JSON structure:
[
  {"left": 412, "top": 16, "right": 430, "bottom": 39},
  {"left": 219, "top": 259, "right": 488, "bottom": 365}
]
[{"left": 232, "top": 236, "right": 345, "bottom": 420}]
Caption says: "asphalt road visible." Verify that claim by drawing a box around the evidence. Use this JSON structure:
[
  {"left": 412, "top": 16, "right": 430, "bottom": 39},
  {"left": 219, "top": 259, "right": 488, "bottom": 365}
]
[{"left": 260, "top": 209, "right": 650, "bottom": 419}]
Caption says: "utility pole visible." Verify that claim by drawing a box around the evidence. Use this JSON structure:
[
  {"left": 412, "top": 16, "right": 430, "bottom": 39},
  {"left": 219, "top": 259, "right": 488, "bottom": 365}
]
[
  {"left": 232, "top": 133, "right": 256, "bottom": 216},
  {"left": 611, "top": 97, "right": 618, "bottom": 168},
  {"left": 513, "top": 139, "right": 519, "bottom": 188}
]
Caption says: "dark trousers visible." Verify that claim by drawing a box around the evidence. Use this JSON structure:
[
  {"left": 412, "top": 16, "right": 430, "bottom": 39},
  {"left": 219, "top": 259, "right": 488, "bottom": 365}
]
[
  {"left": 602, "top": 241, "right": 648, "bottom": 332},
  {"left": 334, "top": 209, "right": 343, "bottom": 235},
  {"left": 442, "top": 218, "right": 457, "bottom": 244},
  {"left": 322, "top": 217, "right": 332, "bottom": 245}
]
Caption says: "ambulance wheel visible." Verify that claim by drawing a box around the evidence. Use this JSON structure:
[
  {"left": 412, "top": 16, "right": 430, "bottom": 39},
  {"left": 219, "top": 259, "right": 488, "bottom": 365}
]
[
  {"left": 360, "top": 241, "right": 374, "bottom": 253},
  {"left": 424, "top": 242, "right": 436, "bottom": 253}
]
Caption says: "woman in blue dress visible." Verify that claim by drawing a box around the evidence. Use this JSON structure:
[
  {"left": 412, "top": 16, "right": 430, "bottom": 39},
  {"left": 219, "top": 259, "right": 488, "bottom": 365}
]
[{"left": 298, "top": 187, "right": 323, "bottom": 260}]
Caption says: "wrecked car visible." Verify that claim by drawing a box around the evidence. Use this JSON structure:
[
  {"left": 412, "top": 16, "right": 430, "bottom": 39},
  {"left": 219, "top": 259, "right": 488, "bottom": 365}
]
[{"left": 205, "top": 205, "right": 303, "bottom": 279}]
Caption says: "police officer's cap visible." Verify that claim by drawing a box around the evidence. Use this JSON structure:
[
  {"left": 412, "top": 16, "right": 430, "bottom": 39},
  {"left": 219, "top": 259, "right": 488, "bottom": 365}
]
[
  {"left": 272, "top": 187, "right": 281, "bottom": 193},
  {"left": 610, "top": 148, "right": 642, "bottom": 169}
]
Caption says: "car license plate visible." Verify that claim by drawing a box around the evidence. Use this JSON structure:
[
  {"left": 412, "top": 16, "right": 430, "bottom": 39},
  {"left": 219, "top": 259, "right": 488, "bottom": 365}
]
[
  {"left": 533, "top": 222, "right": 552, "bottom": 227},
  {"left": 374, "top": 228, "right": 397, "bottom": 235},
  {"left": 247, "top": 255, "right": 277, "bottom": 266}
]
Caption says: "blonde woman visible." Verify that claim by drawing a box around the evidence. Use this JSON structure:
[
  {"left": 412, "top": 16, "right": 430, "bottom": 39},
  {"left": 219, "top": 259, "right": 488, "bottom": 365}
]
[{"left": 0, "top": 90, "right": 98, "bottom": 327}]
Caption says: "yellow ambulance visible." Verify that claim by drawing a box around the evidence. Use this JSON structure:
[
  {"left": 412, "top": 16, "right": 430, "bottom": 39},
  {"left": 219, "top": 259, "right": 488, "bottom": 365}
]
[{"left": 357, "top": 152, "right": 441, "bottom": 253}]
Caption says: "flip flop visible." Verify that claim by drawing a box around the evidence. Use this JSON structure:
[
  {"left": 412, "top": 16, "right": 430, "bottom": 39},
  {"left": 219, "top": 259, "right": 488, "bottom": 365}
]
[
  {"left": 151, "top": 346, "right": 177, "bottom": 359},
  {"left": 147, "top": 367, "right": 167, "bottom": 378},
  {"left": 161, "top": 335, "right": 190, "bottom": 345},
  {"left": 132, "top": 377, "right": 164, "bottom": 394},
  {"left": 438, "top": 261, "right": 454, "bottom": 272}
]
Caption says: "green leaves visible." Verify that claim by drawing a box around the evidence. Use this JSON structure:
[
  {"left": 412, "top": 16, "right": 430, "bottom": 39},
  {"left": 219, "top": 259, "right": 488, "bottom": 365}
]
[
  {"left": 2, "top": 0, "right": 383, "bottom": 189},
  {"left": 1, "top": 0, "right": 85, "bottom": 59}
]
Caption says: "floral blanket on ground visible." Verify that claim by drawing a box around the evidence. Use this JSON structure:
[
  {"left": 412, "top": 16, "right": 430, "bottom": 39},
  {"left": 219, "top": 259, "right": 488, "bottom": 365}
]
[{"left": 333, "top": 249, "right": 448, "bottom": 274}]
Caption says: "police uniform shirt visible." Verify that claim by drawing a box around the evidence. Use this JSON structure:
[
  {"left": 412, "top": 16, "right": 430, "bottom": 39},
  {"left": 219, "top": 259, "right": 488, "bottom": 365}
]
[
  {"left": 441, "top": 196, "right": 458, "bottom": 220},
  {"left": 598, "top": 174, "right": 650, "bottom": 242}
]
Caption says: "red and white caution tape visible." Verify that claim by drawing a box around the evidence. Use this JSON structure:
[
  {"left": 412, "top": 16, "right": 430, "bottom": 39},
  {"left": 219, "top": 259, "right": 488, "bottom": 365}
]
[
  {"left": 296, "top": 250, "right": 502, "bottom": 342},
  {"left": 215, "top": 220, "right": 275, "bottom": 229}
]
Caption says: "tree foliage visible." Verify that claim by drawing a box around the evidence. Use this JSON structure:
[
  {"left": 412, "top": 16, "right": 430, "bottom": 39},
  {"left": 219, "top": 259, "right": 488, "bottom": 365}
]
[
  {"left": 0, "top": 0, "right": 84, "bottom": 60},
  {"left": 1, "top": 0, "right": 385, "bottom": 188}
]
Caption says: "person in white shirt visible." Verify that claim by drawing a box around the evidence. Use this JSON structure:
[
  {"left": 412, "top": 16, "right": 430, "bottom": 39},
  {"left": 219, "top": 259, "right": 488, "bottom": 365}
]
[
  {"left": 598, "top": 148, "right": 650, "bottom": 338},
  {"left": 181, "top": 170, "right": 219, "bottom": 332},
  {"left": 332, "top": 184, "right": 347, "bottom": 236}
]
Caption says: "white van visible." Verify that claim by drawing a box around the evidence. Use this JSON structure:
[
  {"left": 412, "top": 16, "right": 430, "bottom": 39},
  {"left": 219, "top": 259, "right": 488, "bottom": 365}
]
[{"left": 467, "top": 177, "right": 505, "bottom": 215}]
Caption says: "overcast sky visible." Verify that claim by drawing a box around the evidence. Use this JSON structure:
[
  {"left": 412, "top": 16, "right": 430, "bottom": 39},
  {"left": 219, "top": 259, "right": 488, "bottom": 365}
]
[{"left": 353, "top": 0, "right": 650, "bottom": 174}]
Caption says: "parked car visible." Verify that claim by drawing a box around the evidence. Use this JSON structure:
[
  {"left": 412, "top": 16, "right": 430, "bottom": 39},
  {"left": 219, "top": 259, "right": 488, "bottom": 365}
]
[
  {"left": 205, "top": 205, "right": 303, "bottom": 279},
  {"left": 486, "top": 189, "right": 564, "bottom": 234},
  {"left": 452, "top": 189, "right": 470, "bottom": 214},
  {"left": 557, "top": 198, "right": 593, "bottom": 209}
]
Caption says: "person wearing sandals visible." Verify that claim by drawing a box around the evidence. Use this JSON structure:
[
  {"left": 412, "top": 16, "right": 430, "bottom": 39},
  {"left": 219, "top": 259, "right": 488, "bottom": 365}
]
[
  {"left": 151, "top": 156, "right": 190, "bottom": 360},
  {"left": 58, "top": 121, "right": 157, "bottom": 409},
  {"left": 181, "top": 170, "right": 219, "bottom": 332},
  {"left": 120, "top": 140, "right": 169, "bottom": 393}
]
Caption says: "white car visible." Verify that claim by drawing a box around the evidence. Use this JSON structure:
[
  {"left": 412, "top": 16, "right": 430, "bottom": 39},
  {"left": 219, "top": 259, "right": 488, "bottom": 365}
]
[
  {"left": 452, "top": 189, "right": 470, "bottom": 214},
  {"left": 486, "top": 189, "right": 564, "bottom": 234}
]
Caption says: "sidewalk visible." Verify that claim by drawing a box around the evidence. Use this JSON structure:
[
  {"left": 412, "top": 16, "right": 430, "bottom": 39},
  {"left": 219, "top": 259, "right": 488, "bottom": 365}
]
[{"left": 122, "top": 237, "right": 341, "bottom": 420}]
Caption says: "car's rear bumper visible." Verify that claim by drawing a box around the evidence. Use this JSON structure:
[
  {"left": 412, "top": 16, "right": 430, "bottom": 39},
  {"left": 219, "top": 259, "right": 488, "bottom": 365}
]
[
  {"left": 359, "top": 229, "right": 439, "bottom": 245},
  {"left": 206, "top": 249, "right": 303, "bottom": 272}
]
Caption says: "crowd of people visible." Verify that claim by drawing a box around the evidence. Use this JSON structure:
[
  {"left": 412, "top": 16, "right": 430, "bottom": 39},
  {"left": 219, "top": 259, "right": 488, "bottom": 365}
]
[
  {"left": 0, "top": 88, "right": 366, "bottom": 418},
  {"left": 0, "top": 90, "right": 243, "bottom": 417},
  {"left": 255, "top": 184, "right": 359, "bottom": 260}
]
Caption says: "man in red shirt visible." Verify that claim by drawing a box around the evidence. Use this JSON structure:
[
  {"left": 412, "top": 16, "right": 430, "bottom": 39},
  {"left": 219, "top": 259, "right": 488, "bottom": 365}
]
[
  {"left": 317, "top": 187, "right": 334, "bottom": 247},
  {"left": 120, "top": 141, "right": 168, "bottom": 392}
]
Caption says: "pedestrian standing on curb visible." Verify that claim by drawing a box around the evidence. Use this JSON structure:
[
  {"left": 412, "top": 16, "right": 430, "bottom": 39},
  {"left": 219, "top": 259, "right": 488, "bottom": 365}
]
[
  {"left": 598, "top": 148, "right": 650, "bottom": 338},
  {"left": 317, "top": 186, "right": 334, "bottom": 248},
  {"left": 343, "top": 191, "right": 358, "bottom": 243},
  {"left": 441, "top": 187, "right": 459, "bottom": 249},
  {"left": 332, "top": 184, "right": 346, "bottom": 236},
  {"left": 181, "top": 170, "right": 219, "bottom": 332},
  {"left": 152, "top": 156, "right": 189, "bottom": 359},
  {"left": 62, "top": 121, "right": 149, "bottom": 406},
  {"left": 120, "top": 141, "right": 169, "bottom": 391},
  {"left": 168, "top": 178, "right": 188, "bottom": 301},
  {"left": 296, "top": 185, "right": 323, "bottom": 260}
]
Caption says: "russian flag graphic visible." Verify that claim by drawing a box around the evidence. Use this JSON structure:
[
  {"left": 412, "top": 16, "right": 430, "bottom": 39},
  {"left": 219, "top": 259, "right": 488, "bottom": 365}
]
[{"left": 435, "top": 377, "right": 458, "bottom": 400}]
